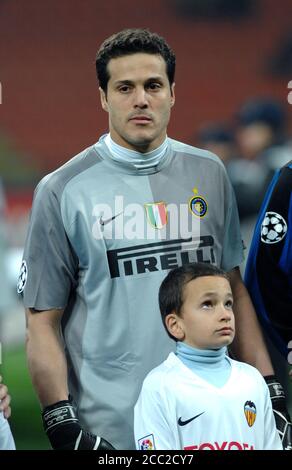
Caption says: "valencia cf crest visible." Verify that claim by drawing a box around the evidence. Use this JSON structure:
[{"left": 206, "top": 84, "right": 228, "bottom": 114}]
[
  {"left": 244, "top": 401, "right": 257, "bottom": 427},
  {"left": 144, "top": 201, "right": 167, "bottom": 229},
  {"left": 189, "top": 188, "right": 208, "bottom": 218}
]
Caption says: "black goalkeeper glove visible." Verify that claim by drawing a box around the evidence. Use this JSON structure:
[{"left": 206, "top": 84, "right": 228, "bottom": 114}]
[
  {"left": 42, "top": 398, "right": 115, "bottom": 450},
  {"left": 265, "top": 375, "right": 292, "bottom": 450}
]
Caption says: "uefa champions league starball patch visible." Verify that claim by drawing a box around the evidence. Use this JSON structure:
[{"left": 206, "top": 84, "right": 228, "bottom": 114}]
[
  {"left": 260, "top": 211, "right": 287, "bottom": 244},
  {"left": 17, "top": 260, "right": 28, "bottom": 294}
]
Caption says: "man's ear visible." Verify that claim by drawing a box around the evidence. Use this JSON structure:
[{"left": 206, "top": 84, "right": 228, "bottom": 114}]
[
  {"left": 170, "top": 82, "right": 175, "bottom": 108},
  {"left": 165, "top": 312, "right": 184, "bottom": 341},
  {"left": 99, "top": 87, "right": 108, "bottom": 112}
]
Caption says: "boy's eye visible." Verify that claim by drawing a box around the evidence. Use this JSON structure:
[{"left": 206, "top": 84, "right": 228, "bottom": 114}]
[
  {"left": 202, "top": 301, "right": 212, "bottom": 309},
  {"left": 225, "top": 300, "right": 233, "bottom": 309}
]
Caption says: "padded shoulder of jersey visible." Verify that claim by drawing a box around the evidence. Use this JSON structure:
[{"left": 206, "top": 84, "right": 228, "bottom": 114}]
[
  {"left": 169, "top": 138, "right": 225, "bottom": 168},
  {"left": 34, "top": 144, "right": 100, "bottom": 199}
]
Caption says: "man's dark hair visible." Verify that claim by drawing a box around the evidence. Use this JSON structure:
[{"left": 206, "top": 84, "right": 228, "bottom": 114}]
[
  {"left": 96, "top": 28, "right": 176, "bottom": 92},
  {"left": 159, "top": 263, "right": 229, "bottom": 341}
]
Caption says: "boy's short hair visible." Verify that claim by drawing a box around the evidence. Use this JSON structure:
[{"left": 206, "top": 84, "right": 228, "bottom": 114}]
[
  {"left": 159, "top": 263, "right": 229, "bottom": 340},
  {"left": 95, "top": 28, "right": 176, "bottom": 92}
]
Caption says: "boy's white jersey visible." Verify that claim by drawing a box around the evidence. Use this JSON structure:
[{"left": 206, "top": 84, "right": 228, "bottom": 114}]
[
  {"left": 0, "top": 412, "right": 15, "bottom": 450},
  {"left": 134, "top": 353, "right": 282, "bottom": 450}
]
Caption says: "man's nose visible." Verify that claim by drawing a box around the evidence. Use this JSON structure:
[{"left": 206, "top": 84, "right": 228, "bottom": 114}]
[{"left": 134, "top": 88, "right": 148, "bottom": 107}]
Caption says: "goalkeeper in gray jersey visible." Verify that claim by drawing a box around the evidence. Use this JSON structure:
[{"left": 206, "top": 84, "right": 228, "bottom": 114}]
[{"left": 18, "top": 28, "right": 289, "bottom": 450}]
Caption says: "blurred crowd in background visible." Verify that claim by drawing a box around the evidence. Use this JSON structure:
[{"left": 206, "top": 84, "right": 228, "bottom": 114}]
[
  {"left": 197, "top": 96, "right": 292, "bottom": 261},
  {"left": 0, "top": 0, "right": 292, "bottom": 449}
]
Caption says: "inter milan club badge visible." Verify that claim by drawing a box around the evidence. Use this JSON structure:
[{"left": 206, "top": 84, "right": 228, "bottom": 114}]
[
  {"left": 189, "top": 188, "right": 208, "bottom": 218},
  {"left": 144, "top": 201, "right": 167, "bottom": 229}
]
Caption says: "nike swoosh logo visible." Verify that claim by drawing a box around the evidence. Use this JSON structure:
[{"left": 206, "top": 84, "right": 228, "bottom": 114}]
[
  {"left": 99, "top": 212, "right": 123, "bottom": 226},
  {"left": 178, "top": 412, "right": 205, "bottom": 426}
]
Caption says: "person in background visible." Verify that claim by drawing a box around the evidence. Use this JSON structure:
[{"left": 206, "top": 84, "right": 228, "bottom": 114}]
[
  {"left": 236, "top": 97, "right": 288, "bottom": 166},
  {"left": 0, "top": 178, "right": 14, "bottom": 335},
  {"left": 0, "top": 375, "right": 14, "bottom": 449},
  {"left": 245, "top": 160, "right": 292, "bottom": 449},
  {"left": 0, "top": 411, "right": 15, "bottom": 450},
  {"left": 0, "top": 376, "right": 11, "bottom": 419},
  {"left": 232, "top": 98, "right": 290, "bottom": 235},
  {"left": 196, "top": 123, "right": 236, "bottom": 167},
  {"left": 0, "top": 179, "right": 15, "bottom": 450},
  {"left": 245, "top": 160, "right": 292, "bottom": 360}
]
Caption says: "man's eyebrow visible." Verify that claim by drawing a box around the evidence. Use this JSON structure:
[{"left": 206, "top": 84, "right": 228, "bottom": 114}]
[
  {"left": 114, "top": 76, "right": 164, "bottom": 86},
  {"left": 114, "top": 80, "right": 133, "bottom": 86},
  {"left": 145, "top": 76, "right": 164, "bottom": 82}
]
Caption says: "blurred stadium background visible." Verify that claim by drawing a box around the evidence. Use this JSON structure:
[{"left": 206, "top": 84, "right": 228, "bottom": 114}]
[{"left": 0, "top": 0, "right": 292, "bottom": 449}]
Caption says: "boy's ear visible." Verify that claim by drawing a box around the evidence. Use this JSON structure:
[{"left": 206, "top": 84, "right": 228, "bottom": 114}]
[{"left": 165, "top": 312, "right": 185, "bottom": 341}]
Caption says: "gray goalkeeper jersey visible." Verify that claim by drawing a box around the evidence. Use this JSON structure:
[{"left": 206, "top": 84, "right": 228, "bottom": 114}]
[{"left": 19, "top": 136, "right": 243, "bottom": 449}]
